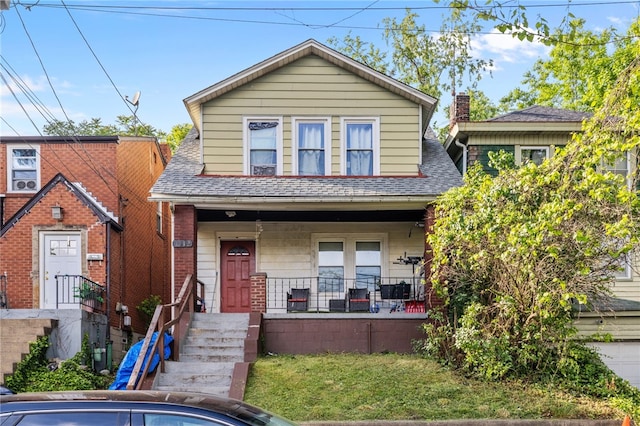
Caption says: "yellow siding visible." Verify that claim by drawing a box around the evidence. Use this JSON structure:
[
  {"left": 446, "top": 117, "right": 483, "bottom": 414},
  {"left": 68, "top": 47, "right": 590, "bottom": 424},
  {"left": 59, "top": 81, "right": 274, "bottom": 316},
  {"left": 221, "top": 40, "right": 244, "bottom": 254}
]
[
  {"left": 575, "top": 315, "right": 640, "bottom": 340},
  {"left": 201, "top": 55, "right": 421, "bottom": 176}
]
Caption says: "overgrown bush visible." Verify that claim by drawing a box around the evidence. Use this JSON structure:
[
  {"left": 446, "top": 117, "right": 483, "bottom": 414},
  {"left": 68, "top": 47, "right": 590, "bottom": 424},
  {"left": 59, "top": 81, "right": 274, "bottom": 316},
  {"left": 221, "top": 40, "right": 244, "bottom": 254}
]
[
  {"left": 137, "top": 294, "right": 162, "bottom": 327},
  {"left": 5, "top": 335, "right": 111, "bottom": 393}
]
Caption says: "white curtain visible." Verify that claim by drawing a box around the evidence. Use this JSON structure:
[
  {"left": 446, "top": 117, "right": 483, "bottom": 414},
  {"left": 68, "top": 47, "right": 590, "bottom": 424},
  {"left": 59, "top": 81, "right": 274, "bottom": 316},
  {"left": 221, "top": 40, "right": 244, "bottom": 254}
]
[
  {"left": 347, "top": 124, "right": 372, "bottom": 175},
  {"left": 298, "top": 123, "right": 324, "bottom": 175}
]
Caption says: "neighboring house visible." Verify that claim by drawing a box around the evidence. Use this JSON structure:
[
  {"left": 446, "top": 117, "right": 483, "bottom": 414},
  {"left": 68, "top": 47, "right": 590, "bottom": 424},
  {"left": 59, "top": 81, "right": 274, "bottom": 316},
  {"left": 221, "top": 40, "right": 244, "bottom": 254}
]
[
  {"left": 0, "top": 136, "right": 171, "bottom": 367},
  {"left": 444, "top": 94, "right": 640, "bottom": 388},
  {"left": 149, "top": 39, "right": 462, "bottom": 354}
]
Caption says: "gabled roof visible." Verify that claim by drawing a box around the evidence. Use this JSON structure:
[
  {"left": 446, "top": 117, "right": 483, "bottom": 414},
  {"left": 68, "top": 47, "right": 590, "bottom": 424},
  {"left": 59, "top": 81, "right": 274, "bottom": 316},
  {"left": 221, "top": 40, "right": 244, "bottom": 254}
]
[
  {"left": 1, "top": 173, "right": 122, "bottom": 237},
  {"left": 149, "top": 129, "right": 462, "bottom": 209},
  {"left": 487, "top": 105, "right": 592, "bottom": 122},
  {"left": 183, "top": 39, "right": 438, "bottom": 133}
]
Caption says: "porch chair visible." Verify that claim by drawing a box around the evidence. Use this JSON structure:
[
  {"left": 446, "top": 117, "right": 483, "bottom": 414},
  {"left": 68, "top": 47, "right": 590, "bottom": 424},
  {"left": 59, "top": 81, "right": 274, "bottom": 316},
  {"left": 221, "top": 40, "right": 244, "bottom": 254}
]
[
  {"left": 287, "top": 288, "right": 310, "bottom": 312},
  {"left": 347, "top": 288, "right": 370, "bottom": 312}
]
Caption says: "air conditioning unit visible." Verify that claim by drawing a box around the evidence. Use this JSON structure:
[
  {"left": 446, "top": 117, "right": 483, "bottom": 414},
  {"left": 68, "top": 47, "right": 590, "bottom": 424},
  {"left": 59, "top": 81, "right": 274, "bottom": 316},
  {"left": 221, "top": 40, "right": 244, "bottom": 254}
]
[
  {"left": 15, "top": 180, "right": 37, "bottom": 191},
  {"left": 252, "top": 165, "right": 276, "bottom": 176}
]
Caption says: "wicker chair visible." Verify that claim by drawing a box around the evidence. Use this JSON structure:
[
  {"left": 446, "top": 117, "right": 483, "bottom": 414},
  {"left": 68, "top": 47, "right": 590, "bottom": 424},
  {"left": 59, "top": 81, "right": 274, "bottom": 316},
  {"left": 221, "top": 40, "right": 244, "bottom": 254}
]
[
  {"left": 287, "top": 288, "right": 310, "bottom": 312},
  {"left": 347, "top": 288, "right": 370, "bottom": 312}
]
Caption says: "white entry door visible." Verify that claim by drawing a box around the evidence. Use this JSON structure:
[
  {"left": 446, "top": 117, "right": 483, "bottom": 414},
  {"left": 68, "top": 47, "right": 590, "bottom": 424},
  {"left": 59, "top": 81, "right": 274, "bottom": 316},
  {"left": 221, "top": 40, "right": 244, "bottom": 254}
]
[{"left": 42, "top": 233, "right": 82, "bottom": 309}]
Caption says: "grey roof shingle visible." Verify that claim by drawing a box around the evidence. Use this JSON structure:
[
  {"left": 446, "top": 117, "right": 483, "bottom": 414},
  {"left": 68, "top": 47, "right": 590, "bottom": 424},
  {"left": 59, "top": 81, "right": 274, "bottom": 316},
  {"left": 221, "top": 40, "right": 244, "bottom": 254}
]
[
  {"left": 150, "top": 129, "right": 462, "bottom": 201},
  {"left": 488, "top": 105, "right": 592, "bottom": 122}
]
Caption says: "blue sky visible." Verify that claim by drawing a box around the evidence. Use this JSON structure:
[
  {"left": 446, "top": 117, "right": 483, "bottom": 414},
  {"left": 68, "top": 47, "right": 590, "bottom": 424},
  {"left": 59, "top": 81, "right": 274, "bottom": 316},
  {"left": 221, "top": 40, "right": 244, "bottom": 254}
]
[{"left": 1, "top": 0, "right": 638, "bottom": 136}]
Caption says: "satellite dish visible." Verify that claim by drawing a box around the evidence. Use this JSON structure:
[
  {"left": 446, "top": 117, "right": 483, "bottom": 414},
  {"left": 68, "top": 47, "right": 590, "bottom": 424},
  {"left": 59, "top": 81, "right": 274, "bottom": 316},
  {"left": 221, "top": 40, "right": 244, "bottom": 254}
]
[
  {"left": 131, "top": 91, "right": 140, "bottom": 106},
  {"left": 126, "top": 91, "right": 141, "bottom": 107}
]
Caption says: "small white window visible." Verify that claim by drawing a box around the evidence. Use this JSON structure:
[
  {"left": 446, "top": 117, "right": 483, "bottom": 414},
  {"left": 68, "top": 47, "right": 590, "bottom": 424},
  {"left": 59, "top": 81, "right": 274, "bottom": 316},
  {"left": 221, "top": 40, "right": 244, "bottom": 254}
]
[
  {"left": 341, "top": 118, "right": 380, "bottom": 176},
  {"left": 602, "top": 152, "right": 631, "bottom": 188},
  {"left": 8, "top": 144, "right": 40, "bottom": 192},
  {"left": 518, "top": 146, "right": 549, "bottom": 166},
  {"left": 292, "top": 117, "right": 331, "bottom": 175},
  {"left": 243, "top": 117, "right": 283, "bottom": 176}
]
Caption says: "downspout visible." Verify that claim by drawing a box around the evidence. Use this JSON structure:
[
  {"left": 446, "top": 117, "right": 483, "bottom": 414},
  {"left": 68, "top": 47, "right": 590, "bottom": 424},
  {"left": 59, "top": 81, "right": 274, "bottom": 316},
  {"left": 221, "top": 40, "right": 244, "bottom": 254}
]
[
  {"left": 454, "top": 139, "right": 468, "bottom": 175},
  {"left": 105, "top": 222, "right": 111, "bottom": 341}
]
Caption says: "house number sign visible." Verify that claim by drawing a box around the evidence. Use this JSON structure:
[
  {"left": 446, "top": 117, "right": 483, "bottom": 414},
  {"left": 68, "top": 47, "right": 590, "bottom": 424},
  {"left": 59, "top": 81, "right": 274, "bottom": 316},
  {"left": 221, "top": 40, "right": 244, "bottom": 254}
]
[{"left": 172, "top": 239, "right": 193, "bottom": 248}]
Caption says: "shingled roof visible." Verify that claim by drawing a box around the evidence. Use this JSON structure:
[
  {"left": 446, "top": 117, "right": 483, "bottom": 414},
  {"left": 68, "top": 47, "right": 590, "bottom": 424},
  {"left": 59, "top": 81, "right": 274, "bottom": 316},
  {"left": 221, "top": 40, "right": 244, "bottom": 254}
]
[
  {"left": 487, "top": 105, "right": 592, "bottom": 122},
  {"left": 149, "top": 129, "right": 462, "bottom": 206}
]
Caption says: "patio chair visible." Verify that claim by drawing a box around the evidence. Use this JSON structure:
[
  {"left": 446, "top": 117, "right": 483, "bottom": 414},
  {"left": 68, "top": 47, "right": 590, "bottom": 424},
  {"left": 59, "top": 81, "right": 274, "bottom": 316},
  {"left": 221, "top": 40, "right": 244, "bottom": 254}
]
[
  {"left": 287, "top": 288, "right": 309, "bottom": 312},
  {"left": 347, "top": 288, "right": 370, "bottom": 312}
]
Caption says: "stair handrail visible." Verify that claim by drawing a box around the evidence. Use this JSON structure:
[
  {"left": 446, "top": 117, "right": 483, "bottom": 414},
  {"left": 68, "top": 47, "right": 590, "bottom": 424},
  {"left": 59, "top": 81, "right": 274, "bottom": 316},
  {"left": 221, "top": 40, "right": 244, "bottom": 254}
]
[{"left": 126, "top": 274, "right": 205, "bottom": 390}]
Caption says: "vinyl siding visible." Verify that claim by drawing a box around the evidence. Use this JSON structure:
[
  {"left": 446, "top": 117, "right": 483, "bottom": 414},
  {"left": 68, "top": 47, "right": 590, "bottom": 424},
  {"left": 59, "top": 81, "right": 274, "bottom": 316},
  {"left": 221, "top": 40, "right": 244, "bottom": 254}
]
[
  {"left": 196, "top": 221, "right": 425, "bottom": 313},
  {"left": 200, "top": 55, "right": 421, "bottom": 176}
]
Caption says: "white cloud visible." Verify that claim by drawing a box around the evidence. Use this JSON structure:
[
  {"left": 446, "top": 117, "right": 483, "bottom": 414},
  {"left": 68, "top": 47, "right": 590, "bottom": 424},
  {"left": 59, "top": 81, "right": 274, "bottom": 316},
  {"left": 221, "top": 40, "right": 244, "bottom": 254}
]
[{"left": 471, "top": 28, "right": 550, "bottom": 66}]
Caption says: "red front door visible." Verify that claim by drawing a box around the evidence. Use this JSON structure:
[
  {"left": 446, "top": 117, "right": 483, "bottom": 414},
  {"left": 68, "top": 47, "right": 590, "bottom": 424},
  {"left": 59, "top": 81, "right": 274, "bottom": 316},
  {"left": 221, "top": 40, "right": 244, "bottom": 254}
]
[{"left": 220, "top": 241, "right": 255, "bottom": 313}]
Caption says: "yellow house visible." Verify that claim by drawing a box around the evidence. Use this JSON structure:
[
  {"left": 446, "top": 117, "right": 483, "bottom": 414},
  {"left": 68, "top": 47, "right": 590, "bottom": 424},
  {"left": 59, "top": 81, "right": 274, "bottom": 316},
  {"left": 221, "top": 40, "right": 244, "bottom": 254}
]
[
  {"left": 445, "top": 95, "right": 640, "bottom": 388},
  {"left": 149, "top": 39, "right": 463, "bottom": 354}
]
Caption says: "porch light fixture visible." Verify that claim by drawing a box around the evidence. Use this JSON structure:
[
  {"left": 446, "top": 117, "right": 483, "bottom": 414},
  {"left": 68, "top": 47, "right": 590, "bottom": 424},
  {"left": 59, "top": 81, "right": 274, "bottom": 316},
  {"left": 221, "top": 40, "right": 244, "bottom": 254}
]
[{"left": 51, "top": 205, "right": 63, "bottom": 220}]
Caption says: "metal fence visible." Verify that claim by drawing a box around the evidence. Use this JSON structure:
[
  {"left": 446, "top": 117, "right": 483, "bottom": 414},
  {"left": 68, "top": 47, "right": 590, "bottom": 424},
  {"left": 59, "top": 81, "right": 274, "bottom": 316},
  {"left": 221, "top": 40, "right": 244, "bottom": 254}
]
[
  {"left": 266, "top": 276, "right": 423, "bottom": 313},
  {"left": 54, "top": 275, "right": 106, "bottom": 314}
]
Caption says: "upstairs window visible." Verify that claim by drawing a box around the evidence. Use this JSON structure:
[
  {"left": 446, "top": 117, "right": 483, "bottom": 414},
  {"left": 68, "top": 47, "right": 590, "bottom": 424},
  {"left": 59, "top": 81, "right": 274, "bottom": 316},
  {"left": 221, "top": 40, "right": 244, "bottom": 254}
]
[
  {"left": 8, "top": 144, "right": 40, "bottom": 193},
  {"left": 342, "top": 118, "right": 380, "bottom": 176},
  {"left": 293, "top": 118, "right": 330, "bottom": 175},
  {"left": 518, "top": 146, "right": 549, "bottom": 166},
  {"left": 244, "top": 118, "right": 282, "bottom": 176}
]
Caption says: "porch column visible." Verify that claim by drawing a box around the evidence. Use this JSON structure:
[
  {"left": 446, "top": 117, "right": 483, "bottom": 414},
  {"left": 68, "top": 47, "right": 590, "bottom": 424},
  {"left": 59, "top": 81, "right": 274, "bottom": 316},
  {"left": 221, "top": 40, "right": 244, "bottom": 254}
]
[
  {"left": 250, "top": 273, "right": 267, "bottom": 313},
  {"left": 423, "top": 204, "right": 444, "bottom": 310},
  {"left": 173, "top": 205, "right": 197, "bottom": 295}
]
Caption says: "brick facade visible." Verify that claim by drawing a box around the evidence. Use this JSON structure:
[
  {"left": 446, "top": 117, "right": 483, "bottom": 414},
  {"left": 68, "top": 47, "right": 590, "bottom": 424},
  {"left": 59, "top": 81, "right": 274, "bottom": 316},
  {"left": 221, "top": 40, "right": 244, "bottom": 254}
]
[{"left": 0, "top": 137, "right": 170, "bottom": 334}]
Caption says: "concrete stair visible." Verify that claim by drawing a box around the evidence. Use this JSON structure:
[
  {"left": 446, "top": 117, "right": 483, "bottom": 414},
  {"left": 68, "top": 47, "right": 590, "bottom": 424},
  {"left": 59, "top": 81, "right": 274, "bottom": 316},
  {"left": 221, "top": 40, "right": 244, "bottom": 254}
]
[
  {"left": 0, "top": 318, "right": 58, "bottom": 384},
  {"left": 153, "top": 313, "right": 249, "bottom": 397}
]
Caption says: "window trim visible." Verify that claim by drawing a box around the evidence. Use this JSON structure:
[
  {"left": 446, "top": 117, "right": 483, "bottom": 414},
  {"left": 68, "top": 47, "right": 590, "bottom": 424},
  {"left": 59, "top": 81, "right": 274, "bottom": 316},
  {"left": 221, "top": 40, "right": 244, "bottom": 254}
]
[
  {"left": 243, "top": 116, "right": 283, "bottom": 176},
  {"left": 7, "top": 144, "right": 40, "bottom": 193},
  {"left": 516, "top": 145, "right": 550, "bottom": 166},
  {"left": 291, "top": 116, "right": 332, "bottom": 176},
  {"left": 340, "top": 117, "right": 380, "bottom": 176}
]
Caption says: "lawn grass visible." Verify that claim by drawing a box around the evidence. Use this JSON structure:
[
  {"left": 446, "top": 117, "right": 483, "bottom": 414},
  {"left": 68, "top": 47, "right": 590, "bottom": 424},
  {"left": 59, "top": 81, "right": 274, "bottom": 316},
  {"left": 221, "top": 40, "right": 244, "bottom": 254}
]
[{"left": 243, "top": 353, "right": 623, "bottom": 422}]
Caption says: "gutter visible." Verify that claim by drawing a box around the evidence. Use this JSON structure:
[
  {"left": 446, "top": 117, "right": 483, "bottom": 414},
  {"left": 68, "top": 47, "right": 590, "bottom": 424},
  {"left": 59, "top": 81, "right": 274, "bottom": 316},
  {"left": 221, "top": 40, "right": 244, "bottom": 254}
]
[{"left": 454, "top": 139, "right": 468, "bottom": 175}]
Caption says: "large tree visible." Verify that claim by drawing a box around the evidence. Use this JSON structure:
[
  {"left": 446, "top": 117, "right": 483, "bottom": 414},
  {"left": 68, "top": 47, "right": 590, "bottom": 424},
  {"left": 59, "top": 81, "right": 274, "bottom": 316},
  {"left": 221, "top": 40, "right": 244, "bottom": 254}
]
[
  {"left": 499, "top": 18, "right": 640, "bottom": 112},
  {"left": 424, "top": 35, "right": 640, "bottom": 411},
  {"left": 43, "top": 115, "right": 167, "bottom": 140}
]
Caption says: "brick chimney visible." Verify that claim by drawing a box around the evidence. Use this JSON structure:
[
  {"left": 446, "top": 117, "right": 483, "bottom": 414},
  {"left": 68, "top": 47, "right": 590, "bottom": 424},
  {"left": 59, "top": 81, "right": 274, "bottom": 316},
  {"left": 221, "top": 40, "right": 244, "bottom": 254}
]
[{"left": 449, "top": 92, "right": 470, "bottom": 130}]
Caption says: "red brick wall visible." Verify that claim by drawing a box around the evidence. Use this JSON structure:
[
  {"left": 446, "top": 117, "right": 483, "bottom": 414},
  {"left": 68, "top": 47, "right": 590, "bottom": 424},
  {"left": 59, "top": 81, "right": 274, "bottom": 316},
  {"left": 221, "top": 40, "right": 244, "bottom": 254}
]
[
  {"left": 423, "top": 204, "right": 444, "bottom": 310},
  {"left": 173, "top": 204, "right": 197, "bottom": 297},
  {"left": 115, "top": 138, "right": 171, "bottom": 332},
  {"left": 1, "top": 138, "right": 170, "bottom": 334},
  {"left": 0, "top": 184, "right": 108, "bottom": 308},
  {"left": 250, "top": 273, "right": 267, "bottom": 313}
]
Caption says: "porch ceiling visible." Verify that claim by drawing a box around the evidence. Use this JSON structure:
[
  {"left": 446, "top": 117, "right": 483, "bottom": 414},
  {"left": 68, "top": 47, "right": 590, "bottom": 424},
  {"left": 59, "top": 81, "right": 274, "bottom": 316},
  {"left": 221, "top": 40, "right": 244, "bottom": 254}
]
[{"left": 196, "top": 209, "right": 426, "bottom": 222}]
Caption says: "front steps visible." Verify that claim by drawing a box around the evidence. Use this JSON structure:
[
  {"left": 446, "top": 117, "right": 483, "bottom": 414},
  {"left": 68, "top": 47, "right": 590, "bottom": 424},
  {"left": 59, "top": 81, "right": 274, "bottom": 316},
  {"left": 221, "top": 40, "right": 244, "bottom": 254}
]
[
  {"left": 153, "top": 313, "right": 249, "bottom": 397},
  {"left": 0, "top": 318, "right": 57, "bottom": 384}
]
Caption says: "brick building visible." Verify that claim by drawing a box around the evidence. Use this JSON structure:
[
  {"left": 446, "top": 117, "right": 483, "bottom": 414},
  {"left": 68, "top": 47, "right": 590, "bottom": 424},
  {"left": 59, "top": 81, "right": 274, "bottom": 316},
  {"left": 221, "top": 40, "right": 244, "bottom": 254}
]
[{"left": 0, "top": 136, "right": 171, "bottom": 362}]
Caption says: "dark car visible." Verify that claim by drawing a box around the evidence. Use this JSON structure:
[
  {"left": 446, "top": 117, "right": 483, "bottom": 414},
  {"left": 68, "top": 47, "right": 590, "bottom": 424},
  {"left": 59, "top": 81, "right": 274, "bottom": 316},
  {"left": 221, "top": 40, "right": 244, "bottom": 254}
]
[{"left": 0, "top": 390, "right": 297, "bottom": 426}]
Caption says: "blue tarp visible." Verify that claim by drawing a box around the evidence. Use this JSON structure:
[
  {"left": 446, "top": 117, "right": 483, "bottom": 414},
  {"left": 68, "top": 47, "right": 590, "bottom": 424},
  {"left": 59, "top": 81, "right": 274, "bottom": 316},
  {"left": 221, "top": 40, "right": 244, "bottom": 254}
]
[{"left": 109, "top": 331, "right": 173, "bottom": 390}]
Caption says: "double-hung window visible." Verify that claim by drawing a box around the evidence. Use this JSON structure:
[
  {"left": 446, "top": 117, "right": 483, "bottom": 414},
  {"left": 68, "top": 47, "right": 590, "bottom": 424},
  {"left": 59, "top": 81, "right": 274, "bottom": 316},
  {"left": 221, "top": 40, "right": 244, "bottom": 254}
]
[
  {"left": 244, "top": 118, "right": 282, "bottom": 176},
  {"left": 293, "top": 118, "right": 330, "bottom": 175},
  {"left": 342, "top": 118, "right": 380, "bottom": 176},
  {"left": 7, "top": 144, "right": 40, "bottom": 192},
  {"left": 318, "top": 242, "right": 344, "bottom": 292},
  {"left": 355, "top": 242, "right": 381, "bottom": 291}
]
